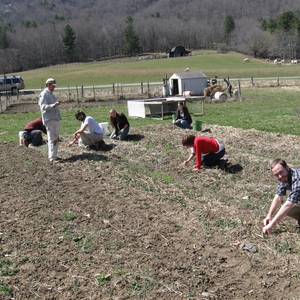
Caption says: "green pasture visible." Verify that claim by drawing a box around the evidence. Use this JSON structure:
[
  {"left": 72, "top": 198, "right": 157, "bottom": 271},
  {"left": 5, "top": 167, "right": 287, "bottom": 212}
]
[
  {"left": 9, "top": 51, "right": 300, "bottom": 89},
  {"left": 1, "top": 51, "right": 300, "bottom": 143},
  {"left": 1, "top": 87, "right": 300, "bottom": 143}
]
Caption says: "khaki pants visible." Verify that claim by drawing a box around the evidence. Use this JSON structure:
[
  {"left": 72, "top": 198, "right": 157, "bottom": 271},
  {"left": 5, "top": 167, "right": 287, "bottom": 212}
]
[{"left": 287, "top": 202, "right": 300, "bottom": 222}]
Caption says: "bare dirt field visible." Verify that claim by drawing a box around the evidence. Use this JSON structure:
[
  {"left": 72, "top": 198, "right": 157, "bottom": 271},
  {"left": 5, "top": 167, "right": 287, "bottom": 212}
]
[{"left": 1, "top": 103, "right": 300, "bottom": 299}]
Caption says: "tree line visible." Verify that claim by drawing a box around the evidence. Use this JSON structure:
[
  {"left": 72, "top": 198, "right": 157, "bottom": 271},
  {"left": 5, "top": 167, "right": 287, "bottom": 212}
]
[{"left": 0, "top": 0, "right": 300, "bottom": 73}]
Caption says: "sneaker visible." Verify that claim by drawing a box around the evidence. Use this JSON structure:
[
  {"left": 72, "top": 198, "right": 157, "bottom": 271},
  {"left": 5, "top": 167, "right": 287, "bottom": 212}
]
[
  {"left": 50, "top": 159, "right": 61, "bottom": 164},
  {"left": 218, "top": 159, "right": 228, "bottom": 170},
  {"left": 28, "top": 144, "right": 36, "bottom": 148}
]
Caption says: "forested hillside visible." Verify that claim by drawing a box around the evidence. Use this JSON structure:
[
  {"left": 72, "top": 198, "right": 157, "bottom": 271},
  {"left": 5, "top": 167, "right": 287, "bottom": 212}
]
[{"left": 0, "top": 0, "right": 300, "bottom": 72}]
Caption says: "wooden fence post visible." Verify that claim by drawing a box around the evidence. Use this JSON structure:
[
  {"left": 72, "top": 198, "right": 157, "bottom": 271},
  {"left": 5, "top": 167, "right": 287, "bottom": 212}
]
[
  {"left": 141, "top": 82, "right": 143, "bottom": 95},
  {"left": 238, "top": 80, "right": 241, "bottom": 96},
  {"left": 81, "top": 86, "right": 84, "bottom": 98},
  {"left": 277, "top": 75, "right": 279, "bottom": 86},
  {"left": 251, "top": 76, "right": 254, "bottom": 86},
  {"left": 76, "top": 85, "right": 79, "bottom": 105},
  {"left": 113, "top": 83, "right": 115, "bottom": 96}
]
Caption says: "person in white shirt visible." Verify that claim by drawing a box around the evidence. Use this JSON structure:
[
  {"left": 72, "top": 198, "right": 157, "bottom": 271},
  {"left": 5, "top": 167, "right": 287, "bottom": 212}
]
[{"left": 67, "top": 110, "right": 103, "bottom": 149}]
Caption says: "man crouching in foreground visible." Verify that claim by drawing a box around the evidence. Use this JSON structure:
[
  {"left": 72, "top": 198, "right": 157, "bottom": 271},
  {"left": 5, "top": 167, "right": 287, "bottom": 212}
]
[{"left": 263, "top": 159, "right": 300, "bottom": 235}]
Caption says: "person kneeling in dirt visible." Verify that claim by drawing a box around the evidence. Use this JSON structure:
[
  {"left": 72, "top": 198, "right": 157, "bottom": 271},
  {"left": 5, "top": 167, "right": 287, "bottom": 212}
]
[
  {"left": 109, "top": 109, "right": 130, "bottom": 140},
  {"left": 23, "top": 117, "right": 47, "bottom": 147},
  {"left": 173, "top": 101, "right": 192, "bottom": 129},
  {"left": 68, "top": 111, "right": 106, "bottom": 150},
  {"left": 263, "top": 159, "right": 300, "bottom": 235},
  {"left": 182, "top": 134, "right": 226, "bottom": 171}
]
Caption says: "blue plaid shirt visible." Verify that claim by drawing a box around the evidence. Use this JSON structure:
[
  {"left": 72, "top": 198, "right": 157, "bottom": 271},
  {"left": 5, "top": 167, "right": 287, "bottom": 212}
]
[{"left": 276, "top": 168, "right": 300, "bottom": 203}]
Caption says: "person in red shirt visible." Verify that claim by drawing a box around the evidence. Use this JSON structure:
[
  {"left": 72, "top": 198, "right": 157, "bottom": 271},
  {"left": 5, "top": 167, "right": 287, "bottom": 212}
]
[
  {"left": 182, "top": 135, "right": 225, "bottom": 170},
  {"left": 23, "top": 117, "right": 47, "bottom": 147}
]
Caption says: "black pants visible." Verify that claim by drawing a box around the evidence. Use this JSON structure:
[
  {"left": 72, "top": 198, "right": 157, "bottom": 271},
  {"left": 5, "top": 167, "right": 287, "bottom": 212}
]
[{"left": 202, "top": 148, "right": 225, "bottom": 166}]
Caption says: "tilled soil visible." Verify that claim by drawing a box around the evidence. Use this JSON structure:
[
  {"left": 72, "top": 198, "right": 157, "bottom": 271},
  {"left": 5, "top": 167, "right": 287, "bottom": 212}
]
[{"left": 1, "top": 104, "right": 300, "bottom": 299}]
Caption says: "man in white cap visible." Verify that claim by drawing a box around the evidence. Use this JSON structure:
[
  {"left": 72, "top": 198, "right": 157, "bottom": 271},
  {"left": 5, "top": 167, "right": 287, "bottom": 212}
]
[{"left": 38, "top": 78, "right": 62, "bottom": 163}]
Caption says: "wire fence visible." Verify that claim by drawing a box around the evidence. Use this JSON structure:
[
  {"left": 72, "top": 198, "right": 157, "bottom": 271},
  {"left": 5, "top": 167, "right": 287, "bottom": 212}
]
[{"left": 1, "top": 76, "right": 300, "bottom": 113}]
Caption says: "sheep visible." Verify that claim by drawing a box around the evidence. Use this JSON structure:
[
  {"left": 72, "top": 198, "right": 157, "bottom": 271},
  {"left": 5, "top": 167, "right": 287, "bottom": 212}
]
[
  {"left": 233, "top": 89, "right": 239, "bottom": 98},
  {"left": 280, "top": 59, "right": 285, "bottom": 64},
  {"left": 243, "top": 58, "right": 249, "bottom": 62},
  {"left": 182, "top": 90, "right": 193, "bottom": 97},
  {"left": 291, "top": 59, "right": 298, "bottom": 64},
  {"left": 274, "top": 59, "right": 281, "bottom": 65},
  {"left": 184, "top": 68, "right": 190, "bottom": 72},
  {"left": 266, "top": 59, "right": 270, "bottom": 62}
]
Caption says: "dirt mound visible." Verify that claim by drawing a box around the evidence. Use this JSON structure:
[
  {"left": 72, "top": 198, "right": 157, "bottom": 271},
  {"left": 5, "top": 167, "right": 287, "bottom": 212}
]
[{"left": 1, "top": 121, "right": 300, "bottom": 299}]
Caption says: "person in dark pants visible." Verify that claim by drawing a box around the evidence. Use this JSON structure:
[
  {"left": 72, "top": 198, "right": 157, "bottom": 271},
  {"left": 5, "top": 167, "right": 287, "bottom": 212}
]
[
  {"left": 23, "top": 117, "right": 47, "bottom": 147},
  {"left": 224, "top": 78, "right": 233, "bottom": 97},
  {"left": 109, "top": 109, "right": 130, "bottom": 140},
  {"left": 182, "top": 135, "right": 225, "bottom": 171},
  {"left": 173, "top": 102, "right": 192, "bottom": 129}
]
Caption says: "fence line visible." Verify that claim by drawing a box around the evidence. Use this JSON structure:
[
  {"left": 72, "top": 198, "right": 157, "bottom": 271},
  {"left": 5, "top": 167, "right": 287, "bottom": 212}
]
[{"left": 1, "top": 76, "right": 300, "bottom": 113}]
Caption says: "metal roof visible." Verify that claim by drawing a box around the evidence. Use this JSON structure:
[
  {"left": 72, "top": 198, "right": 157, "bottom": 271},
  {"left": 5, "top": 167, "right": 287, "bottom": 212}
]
[{"left": 171, "top": 72, "right": 207, "bottom": 79}]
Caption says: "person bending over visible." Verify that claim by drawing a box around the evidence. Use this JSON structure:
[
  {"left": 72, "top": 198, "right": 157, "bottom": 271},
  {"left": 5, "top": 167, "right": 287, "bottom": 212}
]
[
  {"left": 263, "top": 159, "right": 300, "bottom": 235},
  {"left": 68, "top": 111, "right": 103, "bottom": 149},
  {"left": 23, "top": 117, "right": 47, "bottom": 147},
  {"left": 109, "top": 109, "right": 130, "bottom": 140},
  {"left": 182, "top": 134, "right": 225, "bottom": 171}
]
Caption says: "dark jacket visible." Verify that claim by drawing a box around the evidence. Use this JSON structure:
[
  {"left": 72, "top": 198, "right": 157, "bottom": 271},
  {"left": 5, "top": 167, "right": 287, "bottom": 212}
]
[
  {"left": 175, "top": 106, "right": 192, "bottom": 125},
  {"left": 111, "top": 113, "right": 130, "bottom": 133}
]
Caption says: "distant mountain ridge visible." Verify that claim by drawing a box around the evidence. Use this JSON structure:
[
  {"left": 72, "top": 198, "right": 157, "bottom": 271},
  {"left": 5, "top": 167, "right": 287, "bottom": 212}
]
[{"left": 0, "top": 0, "right": 298, "bottom": 28}]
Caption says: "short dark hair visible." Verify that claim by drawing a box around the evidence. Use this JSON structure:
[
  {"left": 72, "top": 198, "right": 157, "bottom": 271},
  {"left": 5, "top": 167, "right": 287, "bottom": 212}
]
[
  {"left": 271, "top": 159, "right": 287, "bottom": 170},
  {"left": 75, "top": 110, "right": 86, "bottom": 120},
  {"left": 178, "top": 101, "right": 184, "bottom": 106}
]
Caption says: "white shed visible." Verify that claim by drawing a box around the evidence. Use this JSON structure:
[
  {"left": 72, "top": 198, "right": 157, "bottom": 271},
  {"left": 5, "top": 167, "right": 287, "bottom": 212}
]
[{"left": 169, "top": 71, "right": 208, "bottom": 96}]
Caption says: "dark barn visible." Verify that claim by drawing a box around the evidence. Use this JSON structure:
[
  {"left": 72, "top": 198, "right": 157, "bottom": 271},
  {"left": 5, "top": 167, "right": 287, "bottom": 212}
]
[{"left": 167, "top": 45, "right": 191, "bottom": 57}]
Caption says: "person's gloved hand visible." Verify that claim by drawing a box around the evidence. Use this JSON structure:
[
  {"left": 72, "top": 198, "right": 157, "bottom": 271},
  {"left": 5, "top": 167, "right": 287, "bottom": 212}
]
[{"left": 119, "top": 129, "right": 124, "bottom": 134}]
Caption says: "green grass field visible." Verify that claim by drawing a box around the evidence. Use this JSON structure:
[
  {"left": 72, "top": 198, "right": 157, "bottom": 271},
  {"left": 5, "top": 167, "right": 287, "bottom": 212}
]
[
  {"left": 2, "top": 51, "right": 300, "bottom": 142},
  {"left": 10, "top": 51, "right": 300, "bottom": 89}
]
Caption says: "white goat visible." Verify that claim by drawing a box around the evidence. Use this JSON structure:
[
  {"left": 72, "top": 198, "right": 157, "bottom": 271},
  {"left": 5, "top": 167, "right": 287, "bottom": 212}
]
[
  {"left": 291, "top": 59, "right": 298, "bottom": 64},
  {"left": 243, "top": 58, "right": 249, "bottom": 62}
]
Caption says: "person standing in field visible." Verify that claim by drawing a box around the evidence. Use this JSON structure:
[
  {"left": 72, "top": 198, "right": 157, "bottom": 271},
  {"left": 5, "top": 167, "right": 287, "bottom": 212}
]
[
  {"left": 223, "top": 78, "right": 233, "bottom": 97},
  {"left": 182, "top": 134, "right": 225, "bottom": 170},
  {"left": 263, "top": 159, "right": 300, "bottom": 235},
  {"left": 38, "top": 78, "right": 62, "bottom": 163}
]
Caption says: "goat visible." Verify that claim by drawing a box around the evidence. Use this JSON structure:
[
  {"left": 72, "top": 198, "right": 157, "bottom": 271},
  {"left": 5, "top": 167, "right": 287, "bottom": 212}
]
[
  {"left": 291, "top": 59, "right": 298, "bottom": 64},
  {"left": 184, "top": 68, "right": 190, "bottom": 72},
  {"left": 243, "top": 58, "right": 249, "bottom": 62}
]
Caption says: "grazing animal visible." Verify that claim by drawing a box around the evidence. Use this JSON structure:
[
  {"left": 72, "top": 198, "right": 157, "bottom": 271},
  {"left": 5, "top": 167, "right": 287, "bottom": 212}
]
[
  {"left": 274, "top": 59, "right": 281, "bottom": 65},
  {"left": 243, "top": 58, "right": 249, "bottom": 62},
  {"left": 266, "top": 59, "right": 270, "bottom": 62},
  {"left": 233, "top": 89, "right": 239, "bottom": 98},
  {"left": 184, "top": 68, "right": 190, "bottom": 72},
  {"left": 182, "top": 91, "right": 193, "bottom": 97},
  {"left": 291, "top": 59, "right": 298, "bottom": 64}
]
